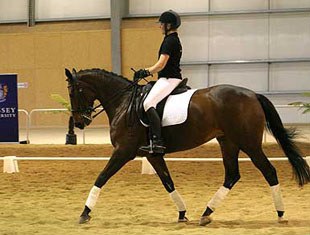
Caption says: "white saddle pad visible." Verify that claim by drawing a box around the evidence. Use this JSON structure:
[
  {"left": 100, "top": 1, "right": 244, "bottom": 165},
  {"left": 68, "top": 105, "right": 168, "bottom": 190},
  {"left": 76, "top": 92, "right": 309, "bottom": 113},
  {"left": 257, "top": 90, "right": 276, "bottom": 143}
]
[{"left": 161, "top": 89, "right": 197, "bottom": 127}]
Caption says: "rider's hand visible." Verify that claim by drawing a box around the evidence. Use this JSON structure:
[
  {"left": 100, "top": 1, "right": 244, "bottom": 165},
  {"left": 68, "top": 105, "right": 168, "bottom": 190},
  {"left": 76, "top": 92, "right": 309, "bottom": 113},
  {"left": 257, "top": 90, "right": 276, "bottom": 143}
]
[{"left": 134, "top": 69, "right": 151, "bottom": 80}]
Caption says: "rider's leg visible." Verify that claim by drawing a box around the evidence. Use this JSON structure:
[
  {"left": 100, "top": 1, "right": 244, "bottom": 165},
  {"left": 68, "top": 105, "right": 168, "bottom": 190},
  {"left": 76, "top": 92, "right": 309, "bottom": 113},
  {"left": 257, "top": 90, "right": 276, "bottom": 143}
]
[
  {"left": 145, "top": 107, "right": 165, "bottom": 152},
  {"left": 140, "top": 78, "right": 181, "bottom": 154},
  {"left": 143, "top": 78, "right": 182, "bottom": 111}
]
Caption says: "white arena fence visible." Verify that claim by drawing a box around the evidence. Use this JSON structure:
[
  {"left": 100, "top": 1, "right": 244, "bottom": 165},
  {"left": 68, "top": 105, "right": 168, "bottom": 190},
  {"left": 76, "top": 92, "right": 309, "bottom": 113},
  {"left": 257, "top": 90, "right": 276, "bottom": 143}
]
[
  {"left": 17, "top": 105, "right": 310, "bottom": 144},
  {"left": 1, "top": 156, "right": 310, "bottom": 174}
]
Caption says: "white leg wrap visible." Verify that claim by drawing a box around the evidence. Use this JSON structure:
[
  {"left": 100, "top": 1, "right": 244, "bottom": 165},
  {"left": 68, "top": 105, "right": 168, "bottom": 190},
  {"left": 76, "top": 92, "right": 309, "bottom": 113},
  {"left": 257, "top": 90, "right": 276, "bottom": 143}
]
[
  {"left": 270, "top": 184, "right": 285, "bottom": 212},
  {"left": 169, "top": 190, "right": 186, "bottom": 211},
  {"left": 207, "top": 186, "right": 230, "bottom": 211},
  {"left": 85, "top": 186, "right": 101, "bottom": 210}
]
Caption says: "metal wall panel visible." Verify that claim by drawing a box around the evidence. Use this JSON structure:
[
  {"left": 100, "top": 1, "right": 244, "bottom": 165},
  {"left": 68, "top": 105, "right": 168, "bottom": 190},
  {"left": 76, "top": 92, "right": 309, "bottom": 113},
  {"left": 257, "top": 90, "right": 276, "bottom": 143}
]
[
  {"left": 270, "top": 13, "right": 310, "bottom": 58},
  {"left": 209, "top": 15, "right": 269, "bottom": 60},
  {"left": 0, "top": 0, "right": 28, "bottom": 22},
  {"left": 35, "top": 0, "right": 110, "bottom": 20},
  {"left": 270, "top": 62, "right": 310, "bottom": 91},
  {"left": 209, "top": 64, "right": 269, "bottom": 91},
  {"left": 129, "top": 0, "right": 209, "bottom": 15},
  {"left": 181, "top": 65, "right": 209, "bottom": 88},
  {"left": 270, "top": 0, "right": 310, "bottom": 9},
  {"left": 179, "top": 18, "right": 209, "bottom": 61},
  {"left": 210, "top": 0, "right": 268, "bottom": 11},
  {"left": 277, "top": 108, "right": 310, "bottom": 124}
]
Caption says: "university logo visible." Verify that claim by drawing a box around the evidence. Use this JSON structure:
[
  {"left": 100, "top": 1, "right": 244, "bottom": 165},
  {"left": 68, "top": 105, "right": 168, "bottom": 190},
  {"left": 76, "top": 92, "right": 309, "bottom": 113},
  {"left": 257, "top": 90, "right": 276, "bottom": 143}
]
[{"left": 0, "top": 83, "right": 8, "bottom": 103}]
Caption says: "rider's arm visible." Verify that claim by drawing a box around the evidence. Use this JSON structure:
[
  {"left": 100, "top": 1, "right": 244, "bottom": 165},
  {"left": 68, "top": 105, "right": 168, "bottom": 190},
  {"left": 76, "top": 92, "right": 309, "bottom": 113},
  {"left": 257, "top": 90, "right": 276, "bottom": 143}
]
[{"left": 146, "top": 54, "right": 169, "bottom": 75}]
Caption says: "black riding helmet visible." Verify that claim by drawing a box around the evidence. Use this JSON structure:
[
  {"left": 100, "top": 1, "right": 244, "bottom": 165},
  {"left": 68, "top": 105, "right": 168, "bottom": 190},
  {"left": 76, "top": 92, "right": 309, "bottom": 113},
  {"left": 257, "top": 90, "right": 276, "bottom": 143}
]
[{"left": 159, "top": 10, "right": 181, "bottom": 33}]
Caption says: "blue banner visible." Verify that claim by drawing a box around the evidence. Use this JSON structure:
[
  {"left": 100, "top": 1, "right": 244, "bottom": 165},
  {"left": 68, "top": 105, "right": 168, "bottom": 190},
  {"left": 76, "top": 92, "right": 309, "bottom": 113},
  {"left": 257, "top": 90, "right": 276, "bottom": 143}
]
[{"left": 0, "top": 74, "right": 19, "bottom": 143}]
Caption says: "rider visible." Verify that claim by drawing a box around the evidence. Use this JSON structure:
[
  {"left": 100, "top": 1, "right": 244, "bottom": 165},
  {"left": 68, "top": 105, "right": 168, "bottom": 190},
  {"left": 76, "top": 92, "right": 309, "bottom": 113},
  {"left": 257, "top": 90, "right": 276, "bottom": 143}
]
[{"left": 134, "top": 10, "right": 183, "bottom": 154}]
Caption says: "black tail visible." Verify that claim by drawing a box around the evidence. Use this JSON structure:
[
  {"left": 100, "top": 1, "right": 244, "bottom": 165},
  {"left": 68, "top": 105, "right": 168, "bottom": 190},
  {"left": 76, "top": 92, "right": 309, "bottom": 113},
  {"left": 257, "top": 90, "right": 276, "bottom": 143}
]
[{"left": 256, "top": 94, "right": 310, "bottom": 186}]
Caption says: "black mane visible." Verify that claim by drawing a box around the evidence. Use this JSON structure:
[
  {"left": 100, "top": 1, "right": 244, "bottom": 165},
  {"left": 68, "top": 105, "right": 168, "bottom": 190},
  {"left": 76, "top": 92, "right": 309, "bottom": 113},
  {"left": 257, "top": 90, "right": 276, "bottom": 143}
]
[{"left": 77, "top": 68, "right": 133, "bottom": 84}]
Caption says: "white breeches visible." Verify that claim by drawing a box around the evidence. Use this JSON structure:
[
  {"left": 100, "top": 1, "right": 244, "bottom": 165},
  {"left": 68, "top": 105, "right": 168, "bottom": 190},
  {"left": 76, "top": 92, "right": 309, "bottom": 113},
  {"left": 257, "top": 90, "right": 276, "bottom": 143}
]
[{"left": 143, "top": 77, "right": 182, "bottom": 111}]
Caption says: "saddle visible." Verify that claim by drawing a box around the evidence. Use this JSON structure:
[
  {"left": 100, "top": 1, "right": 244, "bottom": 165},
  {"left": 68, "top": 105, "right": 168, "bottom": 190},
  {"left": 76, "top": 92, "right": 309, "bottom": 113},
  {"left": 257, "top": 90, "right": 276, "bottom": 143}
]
[{"left": 135, "top": 78, "right": 190, "bottom": 126}]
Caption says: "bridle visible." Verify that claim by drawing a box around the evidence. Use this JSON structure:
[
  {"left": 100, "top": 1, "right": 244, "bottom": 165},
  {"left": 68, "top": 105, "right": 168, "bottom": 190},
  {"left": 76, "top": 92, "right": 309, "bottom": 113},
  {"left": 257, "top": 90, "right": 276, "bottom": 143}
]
[
  {"left": 67, "top": 71, "right": 95, "bottom": 122},
  {"left": 68, "top": 68, "right": 148, "bottom": 122}
]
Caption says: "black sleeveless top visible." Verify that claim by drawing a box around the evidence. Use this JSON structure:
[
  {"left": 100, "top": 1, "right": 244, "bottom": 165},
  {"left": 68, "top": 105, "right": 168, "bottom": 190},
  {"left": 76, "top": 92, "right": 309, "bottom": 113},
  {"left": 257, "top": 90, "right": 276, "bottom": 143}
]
[{"left": 158, "top": 32, "right": 182, "bottom": 79}]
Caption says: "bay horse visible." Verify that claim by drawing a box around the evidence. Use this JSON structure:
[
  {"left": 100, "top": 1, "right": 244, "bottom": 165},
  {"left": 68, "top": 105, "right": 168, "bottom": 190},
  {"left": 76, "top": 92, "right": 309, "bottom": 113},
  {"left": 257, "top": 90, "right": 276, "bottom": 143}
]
[{"left": 65, "top": 68, "right": 310, "bottom": 226}]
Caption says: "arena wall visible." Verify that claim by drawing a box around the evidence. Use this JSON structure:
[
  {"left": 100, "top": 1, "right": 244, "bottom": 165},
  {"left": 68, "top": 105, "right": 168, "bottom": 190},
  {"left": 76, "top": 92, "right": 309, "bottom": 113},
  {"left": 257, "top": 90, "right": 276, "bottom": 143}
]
[
  {"left": 1, "top": 0, "right": 309, "bottom": 127},
  {"left": 0, "top": 21, "right": 109, "bottom": 126}
]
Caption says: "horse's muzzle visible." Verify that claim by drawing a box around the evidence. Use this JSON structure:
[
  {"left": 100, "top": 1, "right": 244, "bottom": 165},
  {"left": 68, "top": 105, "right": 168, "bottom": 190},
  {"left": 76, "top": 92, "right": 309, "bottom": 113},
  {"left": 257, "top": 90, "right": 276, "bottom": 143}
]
[
  {"left": 75, "top": 122, "right": 85, "bottom": 130},
  {"left": 82, "top": 114, "right": 92, "bottom": 126}
]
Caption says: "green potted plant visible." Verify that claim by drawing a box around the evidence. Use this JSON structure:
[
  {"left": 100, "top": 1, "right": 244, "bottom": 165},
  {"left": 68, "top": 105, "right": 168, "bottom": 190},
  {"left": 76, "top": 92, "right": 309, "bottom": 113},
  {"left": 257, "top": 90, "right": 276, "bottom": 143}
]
[
  {"left": 289, "top": 92, "right": 310, "bottom": 114},
  {"left": 50, "top": 94, "right": 77, "bottom": 145}
]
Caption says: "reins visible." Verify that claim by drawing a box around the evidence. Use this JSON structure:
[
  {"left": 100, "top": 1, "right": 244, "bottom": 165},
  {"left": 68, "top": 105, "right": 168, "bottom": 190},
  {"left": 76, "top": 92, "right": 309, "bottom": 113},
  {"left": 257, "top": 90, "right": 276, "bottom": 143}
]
[{"left": 89, "top": 69, "right": 149, "bottom": 119}]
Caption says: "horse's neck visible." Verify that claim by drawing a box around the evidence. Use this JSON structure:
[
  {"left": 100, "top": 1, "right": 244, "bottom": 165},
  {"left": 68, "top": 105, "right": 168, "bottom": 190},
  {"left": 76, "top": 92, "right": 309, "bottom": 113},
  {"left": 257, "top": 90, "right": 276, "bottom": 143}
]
[{"left": 96, "top": 75, "right": 131, "bottom": 122}]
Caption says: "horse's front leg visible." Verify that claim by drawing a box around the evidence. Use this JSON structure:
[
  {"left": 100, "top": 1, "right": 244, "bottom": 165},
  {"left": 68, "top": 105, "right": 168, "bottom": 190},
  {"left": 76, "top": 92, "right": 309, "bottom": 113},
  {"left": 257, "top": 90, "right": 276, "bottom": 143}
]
[
  {"left": 147, "top": 154, "right": 188, "bottom": 223},
  {"left": 79, "top": 149, "right": 134, "bottom": 224}
]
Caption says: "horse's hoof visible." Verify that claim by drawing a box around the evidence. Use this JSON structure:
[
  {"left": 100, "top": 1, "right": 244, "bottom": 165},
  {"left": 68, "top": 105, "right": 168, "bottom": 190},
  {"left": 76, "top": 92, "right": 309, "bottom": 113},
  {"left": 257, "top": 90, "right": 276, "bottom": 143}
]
[
  {"left": 278, "top": 216, "right": 288, "bottom": 224},
  {"left": 79, "top": 214, "right": 91, "bottom": 224},
  {"left": 199, "top": 216, "right": 212, "bottom": 226},
  {"left": 178, "top": 216, "right": 189, "bottom": 223}
]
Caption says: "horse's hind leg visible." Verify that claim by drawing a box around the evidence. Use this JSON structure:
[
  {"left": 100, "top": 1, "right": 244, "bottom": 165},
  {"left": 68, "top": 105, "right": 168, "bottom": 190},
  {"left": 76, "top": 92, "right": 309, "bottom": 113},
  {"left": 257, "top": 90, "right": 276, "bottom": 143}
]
[
  {"left": 200, "top": 136, "right": 240, "bottom": 226},
  {"left": 147, "top": 154, "right": 188, "bottom": 222},
  {"left": 243, "top": 147, "right": 287, "bottom": 223}
]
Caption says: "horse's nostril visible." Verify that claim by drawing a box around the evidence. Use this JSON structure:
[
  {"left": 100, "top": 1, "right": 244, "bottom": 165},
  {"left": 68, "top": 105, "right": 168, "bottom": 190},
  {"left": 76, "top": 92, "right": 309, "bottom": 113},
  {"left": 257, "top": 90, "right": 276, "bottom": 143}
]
[{"left": 75, "top": 122, "right": 84, "bottom": 130}]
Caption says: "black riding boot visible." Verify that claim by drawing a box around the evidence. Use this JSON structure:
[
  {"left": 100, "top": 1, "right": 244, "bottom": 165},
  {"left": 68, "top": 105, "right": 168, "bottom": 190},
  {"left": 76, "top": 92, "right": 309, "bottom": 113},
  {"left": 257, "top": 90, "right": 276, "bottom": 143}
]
[{"left": 140, "top": 107, "right": 166, "bottom": 154}]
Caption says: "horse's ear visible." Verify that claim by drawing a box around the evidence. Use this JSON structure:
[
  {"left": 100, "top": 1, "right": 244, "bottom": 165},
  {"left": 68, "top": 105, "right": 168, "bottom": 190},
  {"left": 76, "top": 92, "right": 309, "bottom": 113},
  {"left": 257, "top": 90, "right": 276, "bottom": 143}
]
[
  {"left": 72, "top": 68, "right": 77, "bottom": 80},
  {"left": 65, "top": 68, "right": 73, "bottom": 81}
]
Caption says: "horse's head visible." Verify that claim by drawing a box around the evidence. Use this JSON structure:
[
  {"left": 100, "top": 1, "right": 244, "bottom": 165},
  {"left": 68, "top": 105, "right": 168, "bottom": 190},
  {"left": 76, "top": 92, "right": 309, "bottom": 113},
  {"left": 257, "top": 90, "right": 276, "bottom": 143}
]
[{"left": 65, "top": 68, "right": 96, "bottom": 129}]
